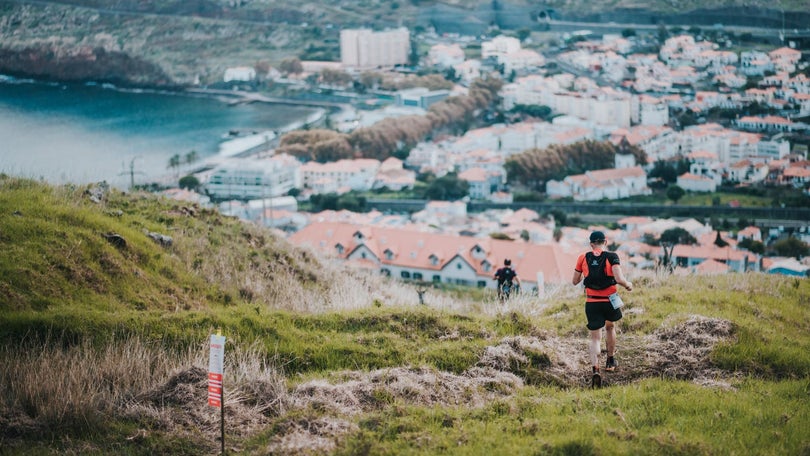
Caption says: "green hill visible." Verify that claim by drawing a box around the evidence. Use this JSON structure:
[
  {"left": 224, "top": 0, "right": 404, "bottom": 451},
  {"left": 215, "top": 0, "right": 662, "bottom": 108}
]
[{"left": 0, "top": 175, "right": 808, "bottom": 455}]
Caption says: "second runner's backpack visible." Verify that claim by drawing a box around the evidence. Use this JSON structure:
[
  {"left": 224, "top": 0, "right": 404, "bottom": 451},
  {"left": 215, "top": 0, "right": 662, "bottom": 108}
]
[{"left": 583, "top": 252, "right": 618, "bottom": 290}]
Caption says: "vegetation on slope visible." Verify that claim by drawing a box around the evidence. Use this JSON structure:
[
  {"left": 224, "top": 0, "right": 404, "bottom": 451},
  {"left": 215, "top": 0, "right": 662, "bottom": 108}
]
[{"left": 1, "top": 175, "right": 808, "bottom": 455}]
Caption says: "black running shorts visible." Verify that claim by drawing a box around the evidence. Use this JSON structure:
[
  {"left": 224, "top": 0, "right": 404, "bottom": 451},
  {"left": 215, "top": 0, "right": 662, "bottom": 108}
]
[{"left": 585, "top": 301, "right": 622, "bottom": 330}]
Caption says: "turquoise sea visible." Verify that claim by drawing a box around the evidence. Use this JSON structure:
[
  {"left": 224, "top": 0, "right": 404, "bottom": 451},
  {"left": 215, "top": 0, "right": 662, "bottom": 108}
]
[{"left": 0, "top": 78, "right": 317, "bottom": 188}]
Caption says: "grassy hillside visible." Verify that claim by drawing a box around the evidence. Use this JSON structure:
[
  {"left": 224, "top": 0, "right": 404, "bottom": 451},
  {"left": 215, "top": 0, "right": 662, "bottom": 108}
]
[
  {"left": 2, "top": 0, "right": 808, "bottom": 86},
  {"left": 1, "top": 175, "right": 808, "bottom": 455}
]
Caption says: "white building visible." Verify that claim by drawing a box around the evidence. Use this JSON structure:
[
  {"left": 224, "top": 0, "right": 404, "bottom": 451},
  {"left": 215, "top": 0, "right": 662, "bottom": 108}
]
[
  {"left": 340, "top": 28, "right": 410, "bottom": 69},
  {"left": 206, "top": 156, "right": 299, "bottom": 200},
  {"left": 677, "top": 173, "right": 717, "bottom": 192},
  {"left": 546, "top": 166, "right": 650, "bottom": 201},
  {"left": 631, "top": 94, "right": 669, "bottom": 126},
  {"left": 501, "top": 49, "right": 545, "bottom": 74},
  {"left": 223, "top": 66, "right": 256, "bottom": 83},
  {"left": 552, "top": 88, "right": 631, "bottom": 127},
  {"left": 428, "top": 43, "right": 466, "bottom": 68},
  {"left": 300, "top": 158, "right": 381, "bottom": 194},
  {"left": 481, "top": 36, "right": 521, "bottom": 60}
]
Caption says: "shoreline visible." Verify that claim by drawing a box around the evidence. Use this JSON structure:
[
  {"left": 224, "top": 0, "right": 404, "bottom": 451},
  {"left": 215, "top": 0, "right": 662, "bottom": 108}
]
[{"left": 0, "top": 76, "right": 327, "bottom": 188}]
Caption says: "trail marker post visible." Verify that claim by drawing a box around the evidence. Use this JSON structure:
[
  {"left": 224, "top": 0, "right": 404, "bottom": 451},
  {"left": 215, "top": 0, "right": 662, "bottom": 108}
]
[{"left": 208, "top": 331, "right": 226, "bottom": 455}]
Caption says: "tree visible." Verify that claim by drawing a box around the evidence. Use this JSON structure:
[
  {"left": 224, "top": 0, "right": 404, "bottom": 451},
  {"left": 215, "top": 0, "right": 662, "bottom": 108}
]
[
  {"left": 621, "top": 28, "right": 636, "bottom": 38},
  {"left": 168, "top": 154, "right": 181, "bottom": 176},
  {"left": 279, "top": 57, "right": 303, "bottom": 75},
  {"left": 739, "top": 237, "right": 765, "bottom": 254},
  {"left": 773, "top": 237, "right": 810, "bottom": 258},
  {"left": 184, "top": 150, "right": 199, "bottom": 166},
  {"left": 517, "top": 28, "right": 531, "bottom": 42},
  {"left": 713, "top": 231, "right": 729, "bottom": 247},
  {"left": 423, "top": 173, "right": 469, "bottom": 201},
  {"left": 648, "top": 160, "right": 679, "bottom": 184},
  {"left": 659, "top": 227, "right": 698, "bottom": 246},
  {"left": 179, "top": 175, "right": 200, "bottom": 190},
  {"left": 666, "top": 185, "right": 686, "bottom": 203}
]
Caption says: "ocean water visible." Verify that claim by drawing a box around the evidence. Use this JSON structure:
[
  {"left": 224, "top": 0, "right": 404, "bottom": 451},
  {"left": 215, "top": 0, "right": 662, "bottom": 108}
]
[{"left": 0, "top": 78, "right": 317, "bottom": 188}]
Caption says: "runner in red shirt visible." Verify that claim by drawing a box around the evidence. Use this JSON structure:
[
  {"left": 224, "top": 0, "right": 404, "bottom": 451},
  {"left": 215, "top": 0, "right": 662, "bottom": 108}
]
[{"left": 572, "top": 231, "right": 633, "bottom": 387}]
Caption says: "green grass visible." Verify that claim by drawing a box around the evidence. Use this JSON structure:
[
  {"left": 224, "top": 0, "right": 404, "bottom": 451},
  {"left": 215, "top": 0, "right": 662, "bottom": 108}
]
[
  {"left": 1, "top": 176, "right": 809, "bottom": 455},
  {"left": 321, "top": 379, "right": 809, "bottom": 456}
]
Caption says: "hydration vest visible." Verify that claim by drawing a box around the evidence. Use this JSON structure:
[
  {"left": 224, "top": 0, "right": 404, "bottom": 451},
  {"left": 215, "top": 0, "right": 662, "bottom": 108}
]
[{"left": 583, "top": 252, "right": 618, "bottom": 290}]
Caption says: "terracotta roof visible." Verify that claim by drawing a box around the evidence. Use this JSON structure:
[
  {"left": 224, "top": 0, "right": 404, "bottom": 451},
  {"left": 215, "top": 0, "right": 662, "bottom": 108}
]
[
  {"left": 693, "top": 259, "right": 729, "bottom": 274},
  {"left": 288, "top": 221, "right": 575, "bottom": 284}
]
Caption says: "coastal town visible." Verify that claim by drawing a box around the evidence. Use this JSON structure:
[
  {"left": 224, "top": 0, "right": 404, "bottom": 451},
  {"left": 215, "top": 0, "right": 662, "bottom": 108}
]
[{"left": 162, "top": 25, "right": 810, "bottom": 284}]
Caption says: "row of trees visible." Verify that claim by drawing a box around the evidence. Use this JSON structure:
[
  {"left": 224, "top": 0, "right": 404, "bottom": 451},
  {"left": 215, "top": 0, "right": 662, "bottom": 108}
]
[
  {"left": 504, "top": 140, "right": 647, "bottom": 191},
  {"left": 276, "top": 78, "right": 503, "bottom": 162}
]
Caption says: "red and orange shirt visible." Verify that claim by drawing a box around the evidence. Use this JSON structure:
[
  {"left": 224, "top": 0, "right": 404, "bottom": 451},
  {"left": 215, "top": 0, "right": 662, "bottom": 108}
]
[{"left": 574, "top": 249, "right": 620, "bottom": 302}]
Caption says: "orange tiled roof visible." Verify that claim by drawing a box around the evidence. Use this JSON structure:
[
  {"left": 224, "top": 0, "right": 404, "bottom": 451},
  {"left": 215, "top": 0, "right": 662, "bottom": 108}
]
[{"left": 288, "top": 221, "right": 575, "bottom": 283}]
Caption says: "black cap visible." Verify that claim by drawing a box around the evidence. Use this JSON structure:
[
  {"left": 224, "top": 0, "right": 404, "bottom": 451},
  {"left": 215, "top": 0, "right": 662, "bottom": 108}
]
[
  {"left": 504, "top": 259, "right": 511, "bottom": 265},
  {"left": 589, "top": 231, "right": 606, "bottom": 243}
]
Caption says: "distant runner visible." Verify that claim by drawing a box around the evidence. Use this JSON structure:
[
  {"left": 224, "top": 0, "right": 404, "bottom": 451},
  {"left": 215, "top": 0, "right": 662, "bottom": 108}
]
[
  {"left": 572, "top": 231, "right": 633, "bottom": 388},
  {"left": 494, "top": 259, "right": 521, "bottom": 302}
]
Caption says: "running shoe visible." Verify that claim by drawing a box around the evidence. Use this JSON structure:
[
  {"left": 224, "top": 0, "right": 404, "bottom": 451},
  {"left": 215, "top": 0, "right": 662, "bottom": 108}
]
[
  {"left": 591, "top": 367, "right": 602, "bottom": 388},
  {"left": 605, "top": 356, "right": 618, "bottom": 372}
]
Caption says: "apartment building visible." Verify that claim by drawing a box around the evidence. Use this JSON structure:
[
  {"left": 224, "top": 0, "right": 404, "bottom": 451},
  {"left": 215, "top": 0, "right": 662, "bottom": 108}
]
[
  {"left": 205, "top": 156, "right": 299, "bottom": 200},
  {"left": 300, "top": 158, "right": 381, "bottom": 194},
  {"left": 340, "top": 27, "right": 410, "bottom": 69}
]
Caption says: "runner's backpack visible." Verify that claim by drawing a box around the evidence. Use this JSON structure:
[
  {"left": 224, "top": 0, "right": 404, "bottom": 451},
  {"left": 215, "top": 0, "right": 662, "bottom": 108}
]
[{"left": 583, "top": 252, "right": 617, "bottom": 290}]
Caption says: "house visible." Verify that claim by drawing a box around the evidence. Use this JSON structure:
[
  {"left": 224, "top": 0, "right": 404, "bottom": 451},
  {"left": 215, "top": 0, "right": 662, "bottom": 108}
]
[
  {"left": 609, "top": 125, "right": 677, "bottom": 162},
  {"left": 287, "top": 221, "right": 576, "bottom": 290},
  {"left": 677, "top": 172, "right": 717, "bottom": 192},
  {"left": 458, "top": 167, "right": 494, "bottom": 200},
  {"left": 481, "top": 36, "right": 521, "bottom": 60},
  {"left": 766, "top": 258, "right": 810, "bottom": 277},
  {"left": 769, "top": 47, "right": 802, "bottom": 73},
  {"left": 373, "top": 157, "right": 416, "bottom": 191},
  {"left": 667, "top": 244, "right": 759, "bottom": 272},
  {"left": 428, "top": 43, "right": 466, "bottom": 68},
  {"left": 735, "top": 116, "right": 795, "bottom": 133},
  {"left": 546, "top": 166, "right": 650, "bottom": 201},
  {"left": 737, "top": 226, "right": 762, "bottom": 242},
  {"left": 781, "top": 166, "right": 810, "bottom": 187},
  {"left": 501, "top": 49, "right": 545, "bottom": 74}
]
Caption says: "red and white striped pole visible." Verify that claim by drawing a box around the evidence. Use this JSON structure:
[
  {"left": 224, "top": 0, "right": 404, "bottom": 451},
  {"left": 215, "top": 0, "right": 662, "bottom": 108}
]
[{"left": 208, "top": 331, "right": 226, "bottom": 455}]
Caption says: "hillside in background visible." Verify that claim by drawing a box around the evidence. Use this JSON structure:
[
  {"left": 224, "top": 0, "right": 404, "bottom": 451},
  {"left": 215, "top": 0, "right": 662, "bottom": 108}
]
[
  {"left": 1, "top": 175, "right": 808, "bottom": 455},
  {"left": 1, "top": 0, "right": 808, "bottom": 86}
]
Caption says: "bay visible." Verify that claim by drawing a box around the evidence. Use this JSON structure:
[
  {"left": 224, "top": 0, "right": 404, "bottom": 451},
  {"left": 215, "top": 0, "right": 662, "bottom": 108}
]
[{"left": 0, "top": 78, "right": 318, "bottom": 188}]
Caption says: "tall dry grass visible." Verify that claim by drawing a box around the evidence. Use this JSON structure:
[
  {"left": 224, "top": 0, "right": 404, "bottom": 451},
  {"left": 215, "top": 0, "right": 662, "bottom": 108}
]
[{"left": 0, "top": 336, "right": 287, "bottom": 438}]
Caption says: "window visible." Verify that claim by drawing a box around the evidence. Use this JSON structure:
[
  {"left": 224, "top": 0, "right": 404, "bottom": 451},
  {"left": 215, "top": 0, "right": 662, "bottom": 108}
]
[
  {"left": 456, "top": 263, "right": 462, "bottom": 270},
  {"left": 432, "top": 275, "right": 441, "bottom": 283},
  {"left": 413, "top": 272, "right": 423, "bottom": 280},
  {"left": 401, "top": 271, "right": 411, "bottom": 279},
  {"left": 477, "top": 280, "right": 487, "bottom": 288},
  {"left": 381, "top": 268, "right": 391, "bottom": 276}
]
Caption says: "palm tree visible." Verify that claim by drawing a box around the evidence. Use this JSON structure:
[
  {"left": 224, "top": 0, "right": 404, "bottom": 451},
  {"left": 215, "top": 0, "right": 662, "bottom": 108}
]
[
  {"left": 168, "top": 154, "right": 181, "bottom": 176},
  {"left": 184, "top": 150, "right": 198, "bottom": 166}
]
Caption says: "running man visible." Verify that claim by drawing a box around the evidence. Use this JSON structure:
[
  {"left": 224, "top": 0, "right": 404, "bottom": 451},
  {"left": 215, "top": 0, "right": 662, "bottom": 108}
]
[{"left": 572, "top": 231, "right": 633, "bottom": 388}]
